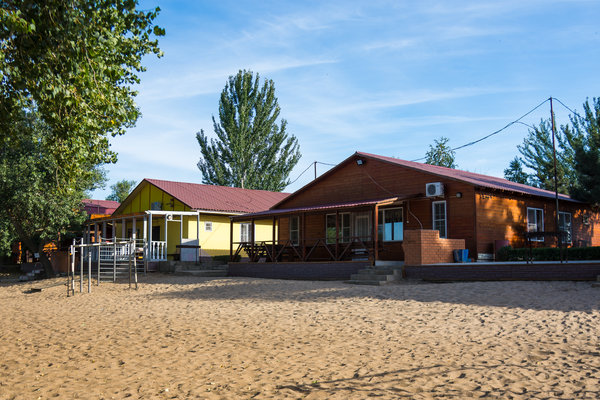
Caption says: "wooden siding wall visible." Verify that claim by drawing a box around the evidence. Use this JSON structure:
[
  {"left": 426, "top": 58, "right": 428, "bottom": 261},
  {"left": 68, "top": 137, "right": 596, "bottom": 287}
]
[
  {"left": 275, "top": 157, "right": 477, "bottom": 257},
  {"left": 271, "top": 157, "right": 600, "bottom": 260},
  {"left": 475, "top": 189, "right": 600, "bottom": 253}
]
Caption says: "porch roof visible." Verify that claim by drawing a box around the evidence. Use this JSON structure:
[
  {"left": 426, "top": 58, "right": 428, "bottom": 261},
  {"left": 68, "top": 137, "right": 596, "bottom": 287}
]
[{"left": 231, "top": 195, "right": 419, "bottom": 221}]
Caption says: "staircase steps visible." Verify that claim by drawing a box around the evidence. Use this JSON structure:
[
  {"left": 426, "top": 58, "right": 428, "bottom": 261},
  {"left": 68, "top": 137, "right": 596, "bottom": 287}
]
[{"left": 345, "top": 267, "right": 401, "bottom": 286}]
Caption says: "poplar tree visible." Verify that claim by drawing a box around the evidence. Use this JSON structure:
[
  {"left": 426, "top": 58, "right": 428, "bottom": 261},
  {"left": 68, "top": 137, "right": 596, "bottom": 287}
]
[{"left": 196, "top": 70, "right": 301, "bottom": 191}]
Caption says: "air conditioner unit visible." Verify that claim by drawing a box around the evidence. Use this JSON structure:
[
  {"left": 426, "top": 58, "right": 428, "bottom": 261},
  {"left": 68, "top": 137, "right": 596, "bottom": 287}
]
[{"left": 426, "top": 182, "right": 444, "bottom": 197}]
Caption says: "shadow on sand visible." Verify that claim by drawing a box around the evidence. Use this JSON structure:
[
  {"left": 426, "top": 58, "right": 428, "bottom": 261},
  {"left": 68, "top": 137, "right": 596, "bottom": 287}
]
[{"left": 146, "top": 275, "right": 600, "bottom": 312}]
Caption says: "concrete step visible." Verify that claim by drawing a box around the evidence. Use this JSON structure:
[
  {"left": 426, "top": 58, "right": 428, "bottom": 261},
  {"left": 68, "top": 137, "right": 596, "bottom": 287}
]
[
  {"left": 344, "top": 279, "right": 394, "bottom": 286},
  {"left": 351, "top": 273, "right": 396, "bottom": 281},
  {"left": 375, "top": 260, "right": 405, "bottom": 268},
  {"left": 346, "top": 266, "right": 401, "bottom": 285},
  {"left": 357, "top": 268, "right": 394, "bottom": 275}
]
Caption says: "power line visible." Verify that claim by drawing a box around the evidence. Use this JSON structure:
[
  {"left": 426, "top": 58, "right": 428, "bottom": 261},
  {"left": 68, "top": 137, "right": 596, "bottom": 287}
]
[
  {"left": 553, "top": 97, "right": 584, "bottom": 120},
  {"left": 287, "top": 161, "right": 337, "bottom": 186},
  {"left": 411, "top": 98, "right": 551, "bottom": 162},
  {"left": 287, "top": 163, "right": 314, "bottom": 186}
]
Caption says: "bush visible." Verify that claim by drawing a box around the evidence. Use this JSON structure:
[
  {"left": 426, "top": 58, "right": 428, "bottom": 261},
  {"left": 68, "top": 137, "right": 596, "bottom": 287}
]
[{"left": 496, "top": 245, "right": 600, "bottom": 261}]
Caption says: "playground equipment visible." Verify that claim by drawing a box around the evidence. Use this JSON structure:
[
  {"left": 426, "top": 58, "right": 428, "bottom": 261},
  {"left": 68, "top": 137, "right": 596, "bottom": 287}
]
[{"left": 67, "top": 234, "right": 146, "bottom": 296}]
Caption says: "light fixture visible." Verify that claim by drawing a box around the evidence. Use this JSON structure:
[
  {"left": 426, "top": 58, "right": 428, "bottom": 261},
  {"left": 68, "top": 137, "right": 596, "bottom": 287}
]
[
  {"left": 456, "top": 192, "right": 462, "bottom": 198},
  {"left": 356, "top": 159, "right": 364, "bottom": 166}
]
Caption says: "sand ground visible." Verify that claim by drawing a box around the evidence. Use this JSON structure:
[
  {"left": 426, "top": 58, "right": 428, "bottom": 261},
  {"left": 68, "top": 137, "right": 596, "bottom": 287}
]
[{"left": 0, "top": 275, "right": 599, "bottom": 399}]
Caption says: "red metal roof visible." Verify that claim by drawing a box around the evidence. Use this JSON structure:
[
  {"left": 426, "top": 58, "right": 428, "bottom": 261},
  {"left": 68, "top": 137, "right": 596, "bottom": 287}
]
[
  {"left": 356, "top": 152, "right": 576, "bottom": 202},
  {"left": 145, "top": 179, "right": 290, "bottom": 213},
  {"left": 232, "top": 196, "right": 410, "bottom": 220},
  {"left": 82, "top": 199, "right": 120, "bottom": 216}
]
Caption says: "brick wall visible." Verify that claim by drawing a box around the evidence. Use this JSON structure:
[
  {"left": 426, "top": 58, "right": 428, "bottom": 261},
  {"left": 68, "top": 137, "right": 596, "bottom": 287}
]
[{"left": 403, "top": 229, "right": 466, "bottom": 265}]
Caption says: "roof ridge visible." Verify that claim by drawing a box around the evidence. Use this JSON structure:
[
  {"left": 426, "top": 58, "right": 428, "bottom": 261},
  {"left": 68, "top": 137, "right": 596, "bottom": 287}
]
[
  {"left": 354, "top": 151, "right": 575, "bottom": 202},
  {"left": 144, "top": 178, "right": 290, "bottom": 194}
]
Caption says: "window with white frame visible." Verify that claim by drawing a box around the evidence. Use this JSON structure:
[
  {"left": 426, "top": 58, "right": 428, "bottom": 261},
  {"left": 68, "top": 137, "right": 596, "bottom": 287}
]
[
  {"left": 326, "top": 213, "right": 351, "bottom": 244},
  {"left": 527, "top": 207, "right": 544, "bottom": 241},
  {"left": 432, "top": 201, "right": 447, "bottom": 238},
  {"left": 354, "top": 213, "right": 370, "bottom": 240},
  {"left": 290, "top": 216, "right": 300, "bottom": 245},
  {"left": 378, "top": 207, "right": 403, "bottom": 241},
  {"left": 559, "top": 211, "right": 572, "bottom": 243},
  {"left": 240, "top": 223, "right": 251, "bottom": 243},
  {"left": 204, "top": 221, "right": 213, "bottom": 232}
]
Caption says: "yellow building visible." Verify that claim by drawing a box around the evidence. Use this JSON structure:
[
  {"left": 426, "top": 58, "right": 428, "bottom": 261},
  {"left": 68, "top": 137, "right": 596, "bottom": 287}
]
[{"left": 86, "top": 179, "right": 288, "bottom": 266}]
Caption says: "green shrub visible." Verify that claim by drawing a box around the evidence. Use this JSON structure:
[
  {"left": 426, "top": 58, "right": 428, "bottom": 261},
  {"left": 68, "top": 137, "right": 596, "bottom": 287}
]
[{"left": 496, "top": 245, "right": 600, "bottom": 261}]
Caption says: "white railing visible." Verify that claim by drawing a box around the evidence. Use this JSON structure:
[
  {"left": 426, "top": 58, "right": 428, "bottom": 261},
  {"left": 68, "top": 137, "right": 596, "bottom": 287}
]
[
  {"left": 96, "top": 238, "right": 145, "bottom": 262},
  {"left": 150, "top": 241, "right": 167, "bottom": 261}
]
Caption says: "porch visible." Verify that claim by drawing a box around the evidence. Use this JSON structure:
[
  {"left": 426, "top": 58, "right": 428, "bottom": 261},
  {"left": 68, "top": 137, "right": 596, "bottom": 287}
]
[
  {"left": 232, "top": 237, "right": 381, "bottom": 263},
  {"left": 85, "top": 210, "right": 201, "bottom": 263},
  {"left": 230, "top": 196, "right": 419, "bottom": 264}
]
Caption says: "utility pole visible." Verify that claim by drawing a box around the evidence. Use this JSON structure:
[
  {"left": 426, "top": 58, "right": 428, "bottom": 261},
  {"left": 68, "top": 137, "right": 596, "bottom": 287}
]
[
  {"left": 314, "top": 161, "right": 317, "bottom": 180},
  {"left": 549, "top": 97, "right": 562, "bottom": 261}
]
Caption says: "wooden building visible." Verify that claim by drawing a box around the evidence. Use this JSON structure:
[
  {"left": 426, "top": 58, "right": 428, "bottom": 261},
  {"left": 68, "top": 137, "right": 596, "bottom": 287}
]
[
  {"left": 231, "top": 152, "right": 600, "bottom": 266},
  {"left": 86, "top": 179, "right": 288, "bottom": 264}
]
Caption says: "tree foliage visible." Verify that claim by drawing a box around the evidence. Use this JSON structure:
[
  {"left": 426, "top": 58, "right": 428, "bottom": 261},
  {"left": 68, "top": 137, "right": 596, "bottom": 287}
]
[
  {"left": 564, "top": 98, "right": 600, "bottom": 205},
  {"left": 0, "top": 1, "right": 163, "bottom": 275},
  {"left": 107, "top": 179, "right": 137, "bottom": 203},
  {"left": 0, "top": 112, "right": 102, "bottom": 272},
  {"left": 196, "top": 70, "right": 301, "bottom": 191},
  {"left": 516, "top": 119, "right": 575, "bottom": 194},
  {"left": 1, "top": 0, "right": 163, "bottom": 186},
  {"left": 503, "top": 156, "right": 529, "bottom": 185},
  {"left": 425, "top": 137, "right": 457, "bottom": 168}
]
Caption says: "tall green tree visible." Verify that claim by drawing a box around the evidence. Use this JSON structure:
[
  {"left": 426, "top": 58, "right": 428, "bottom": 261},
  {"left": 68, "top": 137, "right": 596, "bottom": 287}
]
[
  {"left": 107, "top": 180, "right": 137, "bottom": 203},
  {"left": 196, "top": 70, "right": 301, "bottom": 191},
  {"left": 0, "top": 112, "right": 104, "bottom": 274},
  {"left": 425, "top": 137, "right": 457, "bottom": 168},
  {"left": 504, "top": 156, "right": 529, "bottom": 184},
  {"left": 0, "top": 1, "right": 163, "bottom": 275},
  {"left": 564, "top": 98, "right": 600, "bottom": 205},
  {"left": 517, "top": 119, "right": 575, "bottom": 194}
]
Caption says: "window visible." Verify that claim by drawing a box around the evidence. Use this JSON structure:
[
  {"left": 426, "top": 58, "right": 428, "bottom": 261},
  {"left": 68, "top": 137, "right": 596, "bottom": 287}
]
[
  {"left": 290, "top": 216, "right": 300, "bottom": 245},
  {"left": 559, "top": 211, "right": 572, "bottom": 243},
  {"left": 204, "top": 221, "right": 213, "bottom": 232},
  {"left": 240, "top": 223, "right": 251, "bottom": 243},
  {"left": 354, "top": 214, "right": 370, "bottom": 240},
  {"left": 378, "top": 208, "right": 403, "bottom": 241},
  {"left": 527, "top": 207, "right": 544, "bottom": 241},
  {"left": 326, "top": 213, "right": 350, "bottom": 244},
  {"left": 432, "top": 201, "right": 447, "bottom": 238}
]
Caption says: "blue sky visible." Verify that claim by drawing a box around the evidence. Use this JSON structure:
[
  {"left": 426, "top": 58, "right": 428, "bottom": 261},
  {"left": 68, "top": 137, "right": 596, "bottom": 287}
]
[{"left": 92, "top": 0, "right": 600, "bottom": 199}]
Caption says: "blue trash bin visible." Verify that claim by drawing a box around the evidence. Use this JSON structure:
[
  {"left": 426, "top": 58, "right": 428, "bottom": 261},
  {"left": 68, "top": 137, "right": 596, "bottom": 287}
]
[{"left": 453, "top": 249, "right": 469, "bottom": 263}]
